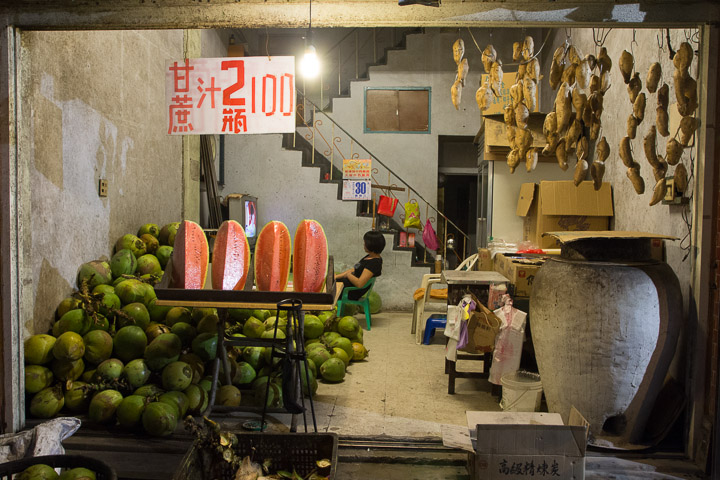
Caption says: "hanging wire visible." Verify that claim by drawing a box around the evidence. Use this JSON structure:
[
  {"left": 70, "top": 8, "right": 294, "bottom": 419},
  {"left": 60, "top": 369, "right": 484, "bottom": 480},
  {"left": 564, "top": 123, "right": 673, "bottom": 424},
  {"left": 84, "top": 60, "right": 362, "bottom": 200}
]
[
  {"left": 592, "top": 27, "right": 612, "bottom": 47},
  {"left": 657, "top": 29, "right": 666, "bottom": 52},
  {"left": 679, "top": 150, "right": 695, "bottom": 261},
  {"left": 466, "top": 27, "right": 552, "bottom": 67},
  {"left": 466, "top": 27, "right": 483, "bottom": 55},
  {"left": 630, "top": 29, "right": 638, "bottom": 70},
  {"left": 265, "top": 26, "right": 271, "bottom": 60}
]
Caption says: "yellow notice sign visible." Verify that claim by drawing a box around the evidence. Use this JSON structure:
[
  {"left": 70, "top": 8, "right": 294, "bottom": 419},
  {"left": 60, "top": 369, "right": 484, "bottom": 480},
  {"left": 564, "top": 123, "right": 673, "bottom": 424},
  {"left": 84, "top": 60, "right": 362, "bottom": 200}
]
[{"left": 342, "top": 158, "right": 372, "bottom": 179}]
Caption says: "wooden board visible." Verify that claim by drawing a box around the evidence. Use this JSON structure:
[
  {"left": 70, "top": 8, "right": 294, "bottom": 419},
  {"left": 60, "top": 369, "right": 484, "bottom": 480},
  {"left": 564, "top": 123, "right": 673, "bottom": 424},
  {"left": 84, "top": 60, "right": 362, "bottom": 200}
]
[{"left": 483, "top": 112, "right": 556, "bottom": 163}]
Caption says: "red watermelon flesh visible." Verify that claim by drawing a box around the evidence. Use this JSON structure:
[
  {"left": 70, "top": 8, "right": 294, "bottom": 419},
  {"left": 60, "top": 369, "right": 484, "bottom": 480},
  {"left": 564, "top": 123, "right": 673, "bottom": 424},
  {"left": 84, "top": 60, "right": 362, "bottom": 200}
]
[
  {"left": 293, "top": 219, "right": 328, "bottom": 293},
  {"left": 170, "top": 220, "right": 209, "bottom": 289},
  {"left": 254, "top": 221, "right": 291, "bottom": 292},
  {"left": 212, "top": 220, "right": 250, "bottom": 290}
]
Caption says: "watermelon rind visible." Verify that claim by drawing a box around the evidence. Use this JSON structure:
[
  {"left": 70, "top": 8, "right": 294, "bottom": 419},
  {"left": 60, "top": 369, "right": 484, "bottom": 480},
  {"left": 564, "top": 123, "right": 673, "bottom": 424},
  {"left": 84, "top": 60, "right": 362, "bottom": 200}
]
[
  {"left": 170, "top": 220, "right": 209, "bottom": 289},
  {"left": 293, "top": 219, "right": 329, "bottom": 293},
  {"left": 212, "top": 220, "right": 250, "bottom": 290},
  {"left": 254, "top": 221, "right": 291, "bottom": 292}
]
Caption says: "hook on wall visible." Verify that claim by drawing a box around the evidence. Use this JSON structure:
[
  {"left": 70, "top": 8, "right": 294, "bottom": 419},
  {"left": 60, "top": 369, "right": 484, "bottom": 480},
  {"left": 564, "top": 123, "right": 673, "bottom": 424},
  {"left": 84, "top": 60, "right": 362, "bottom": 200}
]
[{"left": 657, "top": 29, "right": 666, "bottom": 52}]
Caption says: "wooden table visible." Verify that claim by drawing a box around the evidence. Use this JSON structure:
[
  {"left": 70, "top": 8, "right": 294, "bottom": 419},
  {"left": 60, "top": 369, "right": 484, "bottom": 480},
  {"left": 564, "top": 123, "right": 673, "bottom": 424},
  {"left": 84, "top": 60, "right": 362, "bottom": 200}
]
[
  {"left": 441, "top": 270, "right": 510, "bottom": 306},
  {"left": 441, "top": 270, "right": 510, "bottom": 394}
]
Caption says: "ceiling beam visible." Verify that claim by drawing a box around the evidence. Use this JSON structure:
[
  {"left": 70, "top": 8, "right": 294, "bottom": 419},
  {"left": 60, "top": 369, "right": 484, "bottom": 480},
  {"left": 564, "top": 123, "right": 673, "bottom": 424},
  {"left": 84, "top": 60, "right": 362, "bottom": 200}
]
[{"left": 1, "top": 1, "right": 718, "bottom": 30}]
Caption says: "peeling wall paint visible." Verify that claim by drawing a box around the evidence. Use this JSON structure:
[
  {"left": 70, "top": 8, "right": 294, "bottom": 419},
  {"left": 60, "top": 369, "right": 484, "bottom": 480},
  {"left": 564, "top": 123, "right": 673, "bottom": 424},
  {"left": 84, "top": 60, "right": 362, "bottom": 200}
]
[{"left": 21, "top": 30, "right": 185, "bottom": 336}]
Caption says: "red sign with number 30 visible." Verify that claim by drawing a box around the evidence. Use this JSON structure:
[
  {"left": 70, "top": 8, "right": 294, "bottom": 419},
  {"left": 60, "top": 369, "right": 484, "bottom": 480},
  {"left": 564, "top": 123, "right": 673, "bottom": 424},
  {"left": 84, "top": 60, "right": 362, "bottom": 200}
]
[{"left": 166, "top": 56, "right": 295, "bottom": 135}]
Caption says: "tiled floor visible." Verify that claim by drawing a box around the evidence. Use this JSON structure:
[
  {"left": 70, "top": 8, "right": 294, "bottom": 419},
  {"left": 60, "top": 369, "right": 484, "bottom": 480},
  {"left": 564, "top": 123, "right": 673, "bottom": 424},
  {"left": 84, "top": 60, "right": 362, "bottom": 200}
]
[{"left": 257, "top": 311, "right": 501, "bottom": 437}]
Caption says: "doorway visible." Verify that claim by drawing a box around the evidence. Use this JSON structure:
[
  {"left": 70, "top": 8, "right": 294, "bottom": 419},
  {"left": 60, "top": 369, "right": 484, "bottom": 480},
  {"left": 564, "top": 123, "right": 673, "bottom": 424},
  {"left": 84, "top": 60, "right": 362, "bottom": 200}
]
[{"left": 438, "top": 135, "right": 478, "bottom": 267}]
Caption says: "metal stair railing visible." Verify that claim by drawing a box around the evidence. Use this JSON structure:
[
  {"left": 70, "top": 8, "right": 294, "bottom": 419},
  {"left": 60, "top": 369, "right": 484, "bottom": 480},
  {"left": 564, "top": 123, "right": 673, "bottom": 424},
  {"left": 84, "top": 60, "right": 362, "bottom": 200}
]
[
  {"left": 293, "top": 92, "right": 471, "bottom": 264},
  {"left": 301, "top": 27, "right": 420, "bottom": 112}
]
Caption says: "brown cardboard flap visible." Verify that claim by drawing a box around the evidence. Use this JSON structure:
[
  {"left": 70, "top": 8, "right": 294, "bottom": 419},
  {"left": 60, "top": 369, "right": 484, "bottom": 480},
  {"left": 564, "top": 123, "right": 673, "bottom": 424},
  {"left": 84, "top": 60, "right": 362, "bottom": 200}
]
[
  {"left": 538, "top": 181, "right": 613, "bottom": 217},
  {"left": 516, "top": 183, "right": 536, "bottom": 217},
  {"left": 543, "top": 231, "right": 679, "bottom": 243}
]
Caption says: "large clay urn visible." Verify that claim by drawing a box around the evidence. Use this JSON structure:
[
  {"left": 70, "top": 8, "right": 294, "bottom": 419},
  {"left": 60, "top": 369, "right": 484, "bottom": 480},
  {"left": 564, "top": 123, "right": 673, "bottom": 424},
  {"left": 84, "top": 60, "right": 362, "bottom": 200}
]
[{"left": 530, "top": 232, "right": 681, "bottom": 446}]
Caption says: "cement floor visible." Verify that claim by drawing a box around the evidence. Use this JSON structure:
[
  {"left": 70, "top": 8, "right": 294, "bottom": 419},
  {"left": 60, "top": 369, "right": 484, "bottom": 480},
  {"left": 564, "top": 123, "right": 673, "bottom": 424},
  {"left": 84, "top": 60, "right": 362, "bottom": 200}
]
[
  {"left": 253, "top": 311, "right": 502, "bottom": 437},
  {"left": 62, "top": 311, "right": 706, "bottom": 479}
]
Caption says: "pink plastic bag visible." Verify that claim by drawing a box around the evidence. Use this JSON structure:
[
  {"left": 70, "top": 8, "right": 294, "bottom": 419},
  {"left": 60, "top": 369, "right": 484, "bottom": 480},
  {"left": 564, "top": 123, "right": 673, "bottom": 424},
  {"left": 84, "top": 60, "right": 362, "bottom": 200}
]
[{"left": 422, "top": 219, "right": 439, "bottom": 250}]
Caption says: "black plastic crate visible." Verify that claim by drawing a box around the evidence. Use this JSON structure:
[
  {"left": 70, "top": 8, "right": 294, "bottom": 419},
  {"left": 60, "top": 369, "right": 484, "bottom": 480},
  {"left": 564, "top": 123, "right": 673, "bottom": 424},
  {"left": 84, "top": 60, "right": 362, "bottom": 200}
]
[
  {"left": 0, "top": 454, "right": 117, "bottom": 480},
  {"left": 173, "top": 432, "right": 338, "bottom": 479}
]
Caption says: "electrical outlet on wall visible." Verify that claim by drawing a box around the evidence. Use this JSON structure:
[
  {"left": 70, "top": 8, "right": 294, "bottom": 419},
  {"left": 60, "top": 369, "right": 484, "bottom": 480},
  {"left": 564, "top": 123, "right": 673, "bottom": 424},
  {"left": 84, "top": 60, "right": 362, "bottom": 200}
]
[{"left": 99, "top": 179, "right": 108, "bottom": 197}]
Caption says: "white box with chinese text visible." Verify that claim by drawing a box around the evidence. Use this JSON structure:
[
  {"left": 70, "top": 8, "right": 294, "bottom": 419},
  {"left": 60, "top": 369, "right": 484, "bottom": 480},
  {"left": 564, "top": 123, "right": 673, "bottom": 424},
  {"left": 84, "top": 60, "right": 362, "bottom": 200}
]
[{"left": 468, "top": 410, "right": 588, "bottom": 480}]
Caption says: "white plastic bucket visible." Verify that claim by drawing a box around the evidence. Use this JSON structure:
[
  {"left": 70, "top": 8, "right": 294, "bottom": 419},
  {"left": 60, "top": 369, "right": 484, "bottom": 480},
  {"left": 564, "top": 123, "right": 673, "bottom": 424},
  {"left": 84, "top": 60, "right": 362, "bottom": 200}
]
[{"left": 500, "top": 371, "right": 543, "bottom": 412}]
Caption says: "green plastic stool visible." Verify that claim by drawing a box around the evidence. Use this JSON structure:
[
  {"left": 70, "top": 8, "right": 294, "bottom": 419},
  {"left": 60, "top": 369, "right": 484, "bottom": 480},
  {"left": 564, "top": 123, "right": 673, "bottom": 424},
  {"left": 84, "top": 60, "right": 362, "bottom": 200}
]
[{"left": 336, "top": 277, "right": 376, "bottom": 331}]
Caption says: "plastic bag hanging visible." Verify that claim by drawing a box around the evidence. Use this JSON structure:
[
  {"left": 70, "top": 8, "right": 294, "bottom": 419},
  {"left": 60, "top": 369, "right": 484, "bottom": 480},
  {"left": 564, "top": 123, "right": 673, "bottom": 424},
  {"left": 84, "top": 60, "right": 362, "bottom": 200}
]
[
  {"left": 403, "top": 200, "right": 422, "bottom": 229},
  {"left": 422, "top": 219, "right": 439, "bottom": 250},
  {"left": 377, "top": 195, "right": 399, "bottom": 217}
]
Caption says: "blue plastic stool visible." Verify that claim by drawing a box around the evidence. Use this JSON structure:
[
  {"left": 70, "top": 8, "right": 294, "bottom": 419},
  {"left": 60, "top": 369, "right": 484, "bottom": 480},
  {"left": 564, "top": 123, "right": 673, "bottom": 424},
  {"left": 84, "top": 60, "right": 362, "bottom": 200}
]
[{"left": 422, "top": 314, "right": 447, "bottom": 345}]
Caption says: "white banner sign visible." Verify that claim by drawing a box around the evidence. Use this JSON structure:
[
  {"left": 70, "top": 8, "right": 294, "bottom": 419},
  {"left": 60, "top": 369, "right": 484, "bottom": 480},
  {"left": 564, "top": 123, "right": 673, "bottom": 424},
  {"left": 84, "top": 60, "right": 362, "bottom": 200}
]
[
  {"left": 342, "top": 180, "right": 372, "bottom": 201},
  {"left": 166, "top": 56, "right": 295, "bottom": 135}
]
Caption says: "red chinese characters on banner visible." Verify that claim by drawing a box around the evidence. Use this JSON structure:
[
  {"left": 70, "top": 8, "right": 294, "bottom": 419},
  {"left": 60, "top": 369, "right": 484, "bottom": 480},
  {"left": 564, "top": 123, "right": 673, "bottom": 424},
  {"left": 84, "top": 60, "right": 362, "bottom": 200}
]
[{"left": 166, "top": 56, "right": 295, "bottom": 135}]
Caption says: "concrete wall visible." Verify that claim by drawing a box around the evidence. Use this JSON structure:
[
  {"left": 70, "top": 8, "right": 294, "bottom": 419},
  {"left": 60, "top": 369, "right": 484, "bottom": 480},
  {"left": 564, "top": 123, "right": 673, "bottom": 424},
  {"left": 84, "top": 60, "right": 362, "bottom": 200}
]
[
  {"left": 538, "top": 28, "right": 694, "bottom": 291},
  {"left": 222, "top": 28, "right": 558, "bottom": 310},
  {"left": 20, "top": 30, "right": 184, "bottom": 336}
]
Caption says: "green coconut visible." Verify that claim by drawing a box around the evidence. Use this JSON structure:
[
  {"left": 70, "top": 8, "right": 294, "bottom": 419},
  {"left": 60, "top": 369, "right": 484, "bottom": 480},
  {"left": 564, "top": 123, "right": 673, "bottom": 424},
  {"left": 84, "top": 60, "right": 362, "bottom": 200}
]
[
  {"left": 144, "top": 333, "right": 182, "bottom": 371},
  {"left": 52, "top": 331, "right": 85, "bottom": 361},
  {"left": 304, "top": 315, "right": 324, "bottom": 339},
  {"left": 137, "top": 254, "right": 162, "bottom": 276},
  {"left": 88, "top": 389, "right": 123, "bottom": 423},
  {"left": 56, "top": 297, "right": 81, "bottom": 320},
  {"left": 58, "top": 468, "right": 96, "bottom": 480},
  {"left": 53, "top": 309, "right": 92, "bottom": 337},
  {"left": 138, "top": 223, "right": 160, "bottom": 238},
  {"left": 337, "top": 315, "right": 360, "bottom": 339},
  {"left": 142, "top": 401, "right": 178, "bottom": 437},
  {"left": 51, "top": 358, "right": 84, "bottom": 382},
  {"left": 191, "top": 333, "right": 218, "bottom": 363},
  {"left": 116, "top": 234, "right": 146, "bottom": 258},
  {"left": 94, "top": 358, "right": 125, "bottom": 381},
  {"left": 155, "top": 245, "right": 174, "bottom": 269},
  {"left": 25, "top": 365, "right": 54, "bottom": 394},
  {"left": 17, "top": 463, "right": 59, "bottom": 480},
  {"left": 64, "top": 381, "right": 92, "bottom": 413},
  {"left": 183, "top": 384, "right": 208, "bottom": 415},
  {"left": 113, "top": 325, "right": 148, "bottom": 363},
  {"left": 158, "top": 222, "right": 180, "bottom": 246},
  {"left": 161, "top": 361, "right": 193, "bottom": 391},
  {"left": 82, "top": 330, "right": 114, "bottom": 365},
  {"left": 24, "top": 334, "right": 57, "bottom": 365},
  {"left": 77, "top": 260, "right": 113, "bottom": 290},
  {"left": 140, "top": 234, "right": 160, "bottom": 255},
  {"left": 215, "top": 385, "right": 242, "bottom": 407},
  {"left": 123, "top": 358, "right": 151, "bottom": 390},
  {"left": 164, "top": 306, "right": 192, "bottom": 327},
  {"left": 110, "top": 249, "right": 138, "bottom": 278},
  {"left": 319, "top": 357, "right": 346, "bottom": 382},
  {"left": 118, "top": 303, "right": 150, "bottom": 330},
  {"left": 116, "top": 394, "right": 148, "bottom": 429},
  {"left": 29, "top": 385, "right": 65, "bottom": 419}
]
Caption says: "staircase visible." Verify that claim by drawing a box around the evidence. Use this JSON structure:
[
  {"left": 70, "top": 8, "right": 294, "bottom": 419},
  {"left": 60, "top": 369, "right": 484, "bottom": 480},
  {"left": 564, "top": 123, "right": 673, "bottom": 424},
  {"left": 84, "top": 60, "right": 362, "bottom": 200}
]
[{"left": 281, "top": 131, "right": 434, "bottom": 269}]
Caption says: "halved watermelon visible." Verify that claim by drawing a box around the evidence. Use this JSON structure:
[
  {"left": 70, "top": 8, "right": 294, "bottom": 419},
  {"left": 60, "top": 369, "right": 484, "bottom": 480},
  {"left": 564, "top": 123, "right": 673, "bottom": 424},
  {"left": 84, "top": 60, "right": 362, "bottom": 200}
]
[
  {"left": 170, "top": 220, "right": 209, "bottom": 289},
  {"left": 293, "top": 219, "right": 328, "bottom": 293},
  {"left": 212, "top": 220, "right": 250, "bottom": 290},
  {"left": 254, "top": 221, "right": 291, "bottom": 292}
]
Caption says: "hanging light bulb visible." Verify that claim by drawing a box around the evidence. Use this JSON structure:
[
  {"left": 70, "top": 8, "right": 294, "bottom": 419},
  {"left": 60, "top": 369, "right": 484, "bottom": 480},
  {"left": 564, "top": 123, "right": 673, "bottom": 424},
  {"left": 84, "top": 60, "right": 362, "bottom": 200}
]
[
  {"left": 300, "top": 0, "right": 320, "bottom": 79},
  {"left": 301, "top": 45, "right": 320, "bottom": 78}
]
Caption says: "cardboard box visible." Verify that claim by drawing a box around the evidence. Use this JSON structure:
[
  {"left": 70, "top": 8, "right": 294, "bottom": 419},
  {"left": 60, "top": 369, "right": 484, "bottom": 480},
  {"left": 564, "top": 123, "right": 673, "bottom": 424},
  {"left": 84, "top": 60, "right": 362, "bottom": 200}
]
[
  {"left": 476, "top": 248, "right": 494, "bottom": 271},
  {"left": 468, "top": 410, "right": 589, "bottom": 480},
  {"left": 516, "top": 181, "right": 614, "bottom": 249},
  {"left": 493, "top": 253, "right": 546, "bottom": 298}
]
